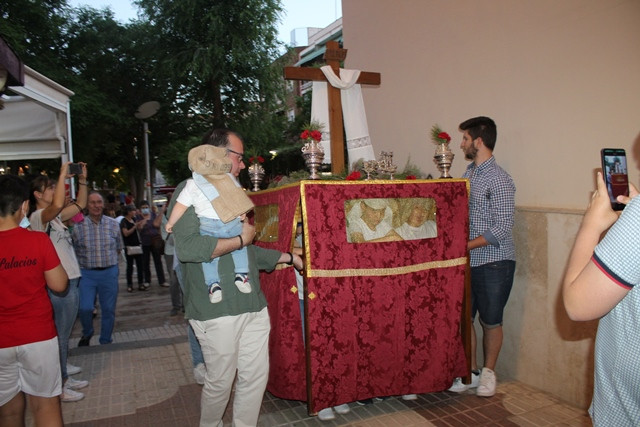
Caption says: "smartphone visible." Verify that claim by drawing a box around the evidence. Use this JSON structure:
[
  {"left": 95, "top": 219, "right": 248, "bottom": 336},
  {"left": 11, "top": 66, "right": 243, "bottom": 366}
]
[
  {"left": 600, "top": 148, "right": 629, "bottom": 211},
  {"left": 69, "top": 163, "right": 83, "bottom": 175}
]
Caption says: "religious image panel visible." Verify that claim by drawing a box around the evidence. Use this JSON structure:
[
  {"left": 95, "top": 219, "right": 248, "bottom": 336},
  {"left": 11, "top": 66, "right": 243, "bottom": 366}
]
[{"left": 345, "top": 197, "right": 437, "bottom": 243}]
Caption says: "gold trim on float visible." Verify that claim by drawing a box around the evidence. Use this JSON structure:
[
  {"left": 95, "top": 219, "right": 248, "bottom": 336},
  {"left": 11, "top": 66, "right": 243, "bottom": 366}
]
[{"left": 306, "top": 256, "right": 467, "bottom": 278}]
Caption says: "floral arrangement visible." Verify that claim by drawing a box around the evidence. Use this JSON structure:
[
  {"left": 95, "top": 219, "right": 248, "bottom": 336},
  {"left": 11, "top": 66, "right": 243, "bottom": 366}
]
[
  {"left": 248, "top": 155, "right": 265, "bottom": 165},
  {"left": 300, "top": 121, "right": 323, "bottom": 143},
  {"left": 346, "top": 171, "right": 362, "bottom": 180},
  {"left": 430, "top": 124, "right": 452, "bottom": 145}
]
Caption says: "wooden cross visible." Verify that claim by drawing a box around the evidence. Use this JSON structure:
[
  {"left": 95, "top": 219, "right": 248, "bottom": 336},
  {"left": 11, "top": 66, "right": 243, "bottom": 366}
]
[{"left": 284, "top": 41, "right": 381, "bottom": 175}]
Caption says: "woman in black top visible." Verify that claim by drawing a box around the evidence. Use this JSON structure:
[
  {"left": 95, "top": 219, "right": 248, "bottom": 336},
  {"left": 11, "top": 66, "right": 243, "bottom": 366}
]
[{"left": 120, "top": 205, "right": 145, "bottom": 292}]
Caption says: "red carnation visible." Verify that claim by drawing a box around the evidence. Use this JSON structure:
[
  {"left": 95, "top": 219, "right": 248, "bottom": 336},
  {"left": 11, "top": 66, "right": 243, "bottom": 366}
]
[
  {"left": 346, "top": 171, "right": 362, "bottom": 180},
  {"left": 300, "top": 130, "right": 310, "bottom": 140},
  {"left": 249, "top": 156, "right": 255, "bottom": 163},
  {"left": 257, "top": 156, "right": 265, "bottom": 163},
  {"left": 310, "top": 130, "right": 322, "bottom": 142},
  {"left": 437, "top": 132, "right": 451, "bottom": 143},
  {"left": 406, "top": 175, "right": 417, "bottom": 180}
]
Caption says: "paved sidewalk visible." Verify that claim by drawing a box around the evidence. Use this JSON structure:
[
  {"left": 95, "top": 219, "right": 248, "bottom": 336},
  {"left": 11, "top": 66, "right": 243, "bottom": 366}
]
[{"left": 32, "top": 258, "right": 592, "bottom": 426}]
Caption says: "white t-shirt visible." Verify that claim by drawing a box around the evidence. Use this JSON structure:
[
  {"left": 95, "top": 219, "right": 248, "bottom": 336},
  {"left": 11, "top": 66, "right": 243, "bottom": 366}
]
[
  {"left": 29, "top": 209, "right": 81, "bottom": 279},
  {"left": 349, "top": 216, "right": 392, "bottom": 242},
  {"left": 176, "top": 174, "right": 241, "bottom": 220},
  {"left": 395, "top": 221, "right": 437, "bottom": 240}
]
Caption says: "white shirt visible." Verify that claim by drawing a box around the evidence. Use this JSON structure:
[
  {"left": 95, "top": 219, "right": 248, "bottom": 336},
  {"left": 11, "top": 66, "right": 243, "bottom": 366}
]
[
  {"left": 395, "top": 221, "right": 438, "bottom": 240},
  {"left": 29, "top": 209, "right": 81, "bottom": 279}
]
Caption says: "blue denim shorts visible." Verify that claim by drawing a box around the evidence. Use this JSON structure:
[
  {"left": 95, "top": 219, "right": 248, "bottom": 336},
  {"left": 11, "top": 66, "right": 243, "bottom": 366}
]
[{"left": 471, "top": 260, "right": 516, "bottom": 328}]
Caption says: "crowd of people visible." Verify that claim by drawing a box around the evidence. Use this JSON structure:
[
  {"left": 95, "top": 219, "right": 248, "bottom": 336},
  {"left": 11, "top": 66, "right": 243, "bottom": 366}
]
[
  {"left": 0, "top": 127, "right": 305, "bottom": 425},
  {"left": 0, "top": 161, "right": 186, "bottom": 423}
]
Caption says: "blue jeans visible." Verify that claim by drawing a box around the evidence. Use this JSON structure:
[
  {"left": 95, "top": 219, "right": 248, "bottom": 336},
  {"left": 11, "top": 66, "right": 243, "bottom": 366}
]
[
  {"left": 471, "top": 260, "right": 516, "bottom": 327},
  {"left": 200, "top": 217, "right": 248, "bottom": 287},
  {"left": 78, "top": 266, "right": 119, "bottom": 344},
  {"left": 48, "top": 278, "right": 79, "bottom": 380},
  {"left": 175, "top": 263, "right": 204, "bottom": 367}
]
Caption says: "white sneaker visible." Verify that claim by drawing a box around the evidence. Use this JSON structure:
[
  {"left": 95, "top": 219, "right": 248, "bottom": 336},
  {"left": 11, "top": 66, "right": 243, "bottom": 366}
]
[
  {"left": 67, "top": 363, "right": 82, "bottom": 375},
  {"left": 193, "top": 363, "right": 206, "bottom": 385},
  {"left": 208, "top": 284, "right": 222, "bottom": 303},
  {"left": 61, "top": 386, "right": 84, "bottom": 402},
  {"left": 476, "top": 367, "right": 496, "bottom": 397},
  {"left": 447, "top": 371, "right": 480, "bottom": 393},
  {"left": 401, "top": 394, "right": 418, "bottom": 400},
  {"left": 234, "top": 274, "right": 252, "bottom": 293},
  {"left": 333, "top": 403, "right": 350, "bottom": 414},
  {"left": 317, "top": 407, "right": 335, "bottom": 421},
  {"left": 66, "top": 377, "right": 89, "bottom": 390}
]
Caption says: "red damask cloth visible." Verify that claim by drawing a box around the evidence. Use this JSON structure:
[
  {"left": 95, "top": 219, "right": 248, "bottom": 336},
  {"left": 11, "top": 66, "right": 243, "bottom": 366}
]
[{"left": 250, "top": 179, "right": 470, "bottom": 413}]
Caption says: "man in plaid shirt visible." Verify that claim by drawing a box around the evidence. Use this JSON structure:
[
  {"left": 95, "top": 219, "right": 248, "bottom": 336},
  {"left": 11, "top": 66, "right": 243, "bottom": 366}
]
[
  {"left": 72, "top": 192, "right": 123, "bottom": 346},
  {"left": 448, "top": 116, "right": 516, "bottom": 397}
]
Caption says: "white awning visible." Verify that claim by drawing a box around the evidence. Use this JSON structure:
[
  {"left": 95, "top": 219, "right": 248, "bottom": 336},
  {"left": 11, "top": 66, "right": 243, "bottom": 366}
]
[{"left": 0, "top": 65, "right": 74, "bottom": 161}]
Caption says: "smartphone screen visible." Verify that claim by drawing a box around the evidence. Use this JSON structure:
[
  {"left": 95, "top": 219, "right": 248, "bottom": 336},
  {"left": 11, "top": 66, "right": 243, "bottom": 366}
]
[
  {"left": 69, "top": 163, "right": 83, "bottom": 175},
  {"left": 600, "top": 148, "right": 629, "bottom": 211}
]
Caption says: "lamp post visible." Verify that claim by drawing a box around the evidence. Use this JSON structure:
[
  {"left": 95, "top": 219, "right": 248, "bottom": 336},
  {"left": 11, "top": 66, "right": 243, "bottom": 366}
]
[{"left": 134, "top": 101, "right": 160, "bottom": 204}]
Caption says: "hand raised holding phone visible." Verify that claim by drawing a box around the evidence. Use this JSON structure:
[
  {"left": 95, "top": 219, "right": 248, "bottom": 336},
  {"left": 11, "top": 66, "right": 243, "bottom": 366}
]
[
  {"left": 600, "top": 148, "right": 629, "bottom": 211},
  {"left": 69, "top": 163, "right": 84, "bottom": 176}
]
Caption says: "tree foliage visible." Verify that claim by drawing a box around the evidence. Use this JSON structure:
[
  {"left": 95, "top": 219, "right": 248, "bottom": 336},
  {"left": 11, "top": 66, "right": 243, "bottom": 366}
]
[{"left": 1, "top": 0, "right": 303, "bottom": 197}]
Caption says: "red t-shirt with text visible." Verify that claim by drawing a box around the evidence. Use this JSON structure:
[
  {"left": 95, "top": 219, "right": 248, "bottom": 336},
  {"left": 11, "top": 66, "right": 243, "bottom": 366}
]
[{"left": 0, "top": 227, "right": 61, "bottom": 348}]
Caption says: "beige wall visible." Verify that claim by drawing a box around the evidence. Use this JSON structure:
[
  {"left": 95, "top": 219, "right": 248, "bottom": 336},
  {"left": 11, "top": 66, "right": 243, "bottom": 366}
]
[
  {"left": 343, "top": 0, "right": 640, "bottom": 210},
  {"left": 342, "top": 0, "right": 640, "bottom": 409}
]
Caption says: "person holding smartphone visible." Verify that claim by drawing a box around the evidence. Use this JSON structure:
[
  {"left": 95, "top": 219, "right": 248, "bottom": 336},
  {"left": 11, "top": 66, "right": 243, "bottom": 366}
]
[
  {"left": 563, "top": 171, "right": 640, "bottom": 426},
  {"left": 28, "top": 162, "right": 91, "bottom": 402}
]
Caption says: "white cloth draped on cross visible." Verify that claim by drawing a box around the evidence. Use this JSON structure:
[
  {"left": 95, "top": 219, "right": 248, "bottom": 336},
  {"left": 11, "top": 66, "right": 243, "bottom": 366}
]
[{"left": 311, "top": 65, "right": 376, "bottom": 167}]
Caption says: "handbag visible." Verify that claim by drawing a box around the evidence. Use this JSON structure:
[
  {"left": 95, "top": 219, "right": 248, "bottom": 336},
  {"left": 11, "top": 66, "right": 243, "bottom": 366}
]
[
  {"left": 151, "top": 234, "right": 165, "bottom": 254},
  {"left": 126, "top": 245, "right": 143, "bottom": 256}
]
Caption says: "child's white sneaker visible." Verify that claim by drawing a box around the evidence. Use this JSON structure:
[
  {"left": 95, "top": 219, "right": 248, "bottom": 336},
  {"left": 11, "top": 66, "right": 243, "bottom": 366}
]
[
  {"left": 208, "top": 283, "right": 222, "bottom": 303},
  {"left": 234, "top": 274, "right": 252, "bottom": 293}
]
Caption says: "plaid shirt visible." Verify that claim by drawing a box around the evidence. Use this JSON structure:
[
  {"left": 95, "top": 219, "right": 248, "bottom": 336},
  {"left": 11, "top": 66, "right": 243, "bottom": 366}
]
[
  {"left": 72, "top": 215, "right": 123, "bottom": 269},
  {"left": 463, "top": 156, "right": 516, "bottom": 267}
]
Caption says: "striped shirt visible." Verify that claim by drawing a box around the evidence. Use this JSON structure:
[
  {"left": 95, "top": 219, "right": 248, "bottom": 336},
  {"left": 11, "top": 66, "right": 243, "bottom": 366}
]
[
  {"left": 72, "top": 215, "right": 123, "bottom": 269},
  {"left": 463, "top": 156, "right": 516, "bottom": 267}
]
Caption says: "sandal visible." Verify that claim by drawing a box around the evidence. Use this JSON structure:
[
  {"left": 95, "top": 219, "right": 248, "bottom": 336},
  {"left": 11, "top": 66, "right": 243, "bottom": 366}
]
[{"left": 127, "top": 287, "right": 133, "bottom": 293}]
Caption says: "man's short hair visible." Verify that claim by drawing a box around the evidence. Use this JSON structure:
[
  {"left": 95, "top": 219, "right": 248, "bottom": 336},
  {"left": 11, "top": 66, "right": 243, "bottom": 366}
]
[
  {"left": 201, "top": 128, "right": 243, "bottom": 148},
  {"left": 459, "top": 116, "right": 497, "bottom": 150},
  {"left": 88, "top": 191, "right": 104, "bottom": 201},
  {"left": 0, "top": 175, "right": 28, "bottom": 217}
]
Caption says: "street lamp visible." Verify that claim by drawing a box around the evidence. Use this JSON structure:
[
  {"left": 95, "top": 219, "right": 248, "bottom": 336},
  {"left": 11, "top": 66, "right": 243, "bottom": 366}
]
[{"left": 134, "top": 101, "right": 160, "bottom": 204}]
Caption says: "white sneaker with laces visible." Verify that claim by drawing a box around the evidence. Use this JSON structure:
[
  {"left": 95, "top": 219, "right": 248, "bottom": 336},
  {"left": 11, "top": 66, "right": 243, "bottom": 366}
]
[
  {"left": 208, "top": 284, "right": 222, "bottom": 303},
  {"left": 66, "top": 377, "right": 89, "bottom": 390},
  {"left": 333, "top": 403, "right": 350, "bottom": 414},
  {"left": 193, "top": 363, "right": 206, "bottom": 385},
  {"left": 317, "top": 407, "right": 335, "bottom": 421},
  {"left": 234, "top": 274, "right": 252, "bottom": 293},
  {"left": 476, "top": 367, "right": 496, "bottom": 397},
  {"left": 61, "top": 387, "right": 84, "bottom": 402},
  {"left": 67, "top": 363, "right": 82, "bottom": 375},
  {"left": 401, "top": 394, "right": 418, "bottom": 400},
  {"left": 447, "top": 371, "right": 480, "bottom": 393}
]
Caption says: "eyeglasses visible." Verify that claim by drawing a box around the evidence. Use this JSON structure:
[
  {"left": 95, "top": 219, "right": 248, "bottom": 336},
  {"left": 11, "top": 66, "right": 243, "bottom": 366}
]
[{"left": 226, "top": 148, "right": 245, "bottom": 162}]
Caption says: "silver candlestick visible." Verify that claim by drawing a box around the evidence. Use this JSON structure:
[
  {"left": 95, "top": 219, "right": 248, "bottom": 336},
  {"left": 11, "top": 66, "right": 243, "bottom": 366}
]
[
  {"left": 301, "top": 140, "right": 325, "bottom": 180},
  {"left": 363, "top": 160, "right": 378, "bottom": 180},
  {"left": 377, "top": 151, "right": 397, "bottom": 179},
  {"left": 433, "top": 143, "right": 455, "bottom": 178},
  {"left": 248, "top": 163, "right": 265, "bottom": 191}
]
